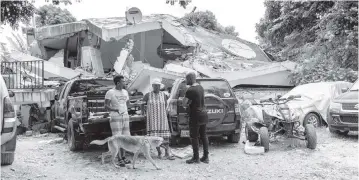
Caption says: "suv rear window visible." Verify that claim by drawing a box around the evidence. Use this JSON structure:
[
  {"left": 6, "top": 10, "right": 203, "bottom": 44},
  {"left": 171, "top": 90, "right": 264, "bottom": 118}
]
[{"left": 198, "top": 80, "right": 233, "bottom": 98}]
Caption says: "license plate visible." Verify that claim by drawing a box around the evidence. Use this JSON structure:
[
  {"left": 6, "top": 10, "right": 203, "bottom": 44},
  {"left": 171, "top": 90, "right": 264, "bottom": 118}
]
[{"left": 180, "top": 130, "right": 190, "bottom": 137}]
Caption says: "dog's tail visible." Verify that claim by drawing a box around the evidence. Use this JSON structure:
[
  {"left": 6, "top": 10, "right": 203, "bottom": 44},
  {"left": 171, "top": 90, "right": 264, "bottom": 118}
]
[{"left": 90, "top": 137, "right": 111, "bottom": 146}]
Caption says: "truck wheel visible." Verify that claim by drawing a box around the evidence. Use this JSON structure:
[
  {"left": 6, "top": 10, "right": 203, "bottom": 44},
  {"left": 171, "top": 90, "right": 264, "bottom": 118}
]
[
  {"left": 259, "top": 127, "right": 269, "bottom": 152},
  {"left": 245, "top": 123, "right": 258, "bottom": 142},
  {"left": 305, "top": 124, "right": 317, "bottom": 149},
  {"left": 67, "top": 119, "right": 83, "bottom": 151},
  {"left": 169, "top": 136, "right": 180, "bottom": 147},
  {"left": 1, "top": 134, "right": 17, "bottom": 165},
  {"left": 227, "top": 133, "right": 240, "bottom": 143}
]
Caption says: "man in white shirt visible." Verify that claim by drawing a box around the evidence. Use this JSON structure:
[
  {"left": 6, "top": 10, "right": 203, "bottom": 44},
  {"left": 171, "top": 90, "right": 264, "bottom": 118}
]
[{"left": 105, "top": 75, "right": 133, "bottom": 167}]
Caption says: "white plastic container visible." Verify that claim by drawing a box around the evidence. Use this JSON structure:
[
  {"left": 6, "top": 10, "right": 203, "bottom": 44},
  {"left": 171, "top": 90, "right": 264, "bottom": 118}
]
[{"left": 244, "top": 140, "right": 265, "bottom": 155}]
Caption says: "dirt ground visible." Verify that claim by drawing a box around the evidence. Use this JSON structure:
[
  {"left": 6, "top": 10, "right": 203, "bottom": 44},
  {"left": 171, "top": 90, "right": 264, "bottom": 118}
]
[{"left": 1, "top": 128, "right": 358, "bottom": 180}]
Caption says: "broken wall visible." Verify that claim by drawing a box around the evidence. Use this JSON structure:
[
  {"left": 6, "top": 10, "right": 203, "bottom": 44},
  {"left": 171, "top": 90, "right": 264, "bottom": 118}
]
[{"left": 99, "top": 29, "right": 164, "bottom": 70}]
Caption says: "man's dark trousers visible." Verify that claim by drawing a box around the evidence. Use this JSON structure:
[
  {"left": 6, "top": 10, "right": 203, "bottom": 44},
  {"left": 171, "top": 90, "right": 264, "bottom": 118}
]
[{"left": 189, "top": 121, "right": 209, "bottom": 160}]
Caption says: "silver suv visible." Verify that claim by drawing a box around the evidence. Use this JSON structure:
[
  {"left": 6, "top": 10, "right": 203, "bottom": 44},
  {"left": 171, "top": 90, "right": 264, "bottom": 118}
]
[{"left": 1, "top": 74, "right": 17, "bottom": 165}]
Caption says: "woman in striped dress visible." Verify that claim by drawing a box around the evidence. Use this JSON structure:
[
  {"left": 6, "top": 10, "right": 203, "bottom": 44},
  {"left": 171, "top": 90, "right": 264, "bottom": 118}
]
[{"left": 143, "top": 78, "right": 175, "bottom": 160}]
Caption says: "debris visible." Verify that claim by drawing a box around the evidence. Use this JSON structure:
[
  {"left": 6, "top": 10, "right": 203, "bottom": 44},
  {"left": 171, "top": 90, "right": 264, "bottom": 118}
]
[
  {"left": 171, "top": 146, "right": 193, "bottom": 159},
  {"left": 39, "top": 129, "right": 48, "bottom": 134},
  {"left": 38, "top": 138, "right": 63, "bottom": 144},
  {"left": 48, "top": 49, "right": 65, "bottom": 67},
  {"left": 81, "top": 46, "right": 104, "bottom": 76},
  {"left": 31, "top": 122, "right": 49, "bottom": 131},
  {"left": 114, "top": 39, "right": 134, "bottom": 76},
  {"left": 25, "top": 130, "right": 33, "bottom": 136}
]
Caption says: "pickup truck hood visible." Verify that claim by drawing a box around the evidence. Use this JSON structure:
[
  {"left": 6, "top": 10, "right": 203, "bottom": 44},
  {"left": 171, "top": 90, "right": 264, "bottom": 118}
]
[{"left": 333, "top": 91, "right": 359, "bottom": 103}]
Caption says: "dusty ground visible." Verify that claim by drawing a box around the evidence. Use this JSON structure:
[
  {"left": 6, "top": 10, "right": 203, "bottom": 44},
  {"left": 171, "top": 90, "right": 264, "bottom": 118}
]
[{"left": 1, "top": 128, "right": 358, "bottom": 180}]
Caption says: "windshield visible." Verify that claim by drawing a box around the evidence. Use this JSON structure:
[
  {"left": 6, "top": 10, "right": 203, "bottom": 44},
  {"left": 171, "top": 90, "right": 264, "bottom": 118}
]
[
  {"left": 69, "top": 79, "right": 114, "bottom": 95},
  {"left": 198, "top": 80, "right": 233, "bottom": 98},
  {"left": 350, "top": 80, "right": 359, "bottom": 91}
]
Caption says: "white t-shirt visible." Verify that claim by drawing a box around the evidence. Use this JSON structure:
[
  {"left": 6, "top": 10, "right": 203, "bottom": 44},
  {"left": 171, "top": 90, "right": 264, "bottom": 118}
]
[{"left": 105, "top": 88, "right": 129, "bottom": 115}]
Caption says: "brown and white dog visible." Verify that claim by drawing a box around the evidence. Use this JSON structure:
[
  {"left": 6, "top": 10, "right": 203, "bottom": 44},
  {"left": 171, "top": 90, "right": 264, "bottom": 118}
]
[{"left": 90, "top": 135, "right": 163, "bottom": 170}]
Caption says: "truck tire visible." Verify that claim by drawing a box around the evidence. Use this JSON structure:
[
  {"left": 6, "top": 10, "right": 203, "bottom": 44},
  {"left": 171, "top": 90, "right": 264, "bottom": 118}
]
[
  {"left": 227, "top": 133, "right": 240, "bottom": 143},
  {"left": 1, "top": 134, "right": 17, "bottom": 165},
  {"left": 67, "top": 119, "right": 83, "bottom": 151},
  {"left": 305, "top": 124, "right": 317, "bottom": 149},
  {"left": 245, "top": 123, "right": 258, "bottom": 142},
  {"left": 259, "top": 127, "right": 269, "bottom": 152}
]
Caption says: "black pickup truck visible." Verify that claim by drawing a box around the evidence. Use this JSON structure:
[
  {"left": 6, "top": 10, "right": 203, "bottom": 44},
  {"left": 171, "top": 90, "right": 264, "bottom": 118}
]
[
  {"left": 51, "top": 77, "right": 242, "bottom": 151},
  {"left": 50, "top": 78, "right": 146, "bottom": 151},
  {"left": 167, "top": 78, "right": 242, "bottom": 144}
]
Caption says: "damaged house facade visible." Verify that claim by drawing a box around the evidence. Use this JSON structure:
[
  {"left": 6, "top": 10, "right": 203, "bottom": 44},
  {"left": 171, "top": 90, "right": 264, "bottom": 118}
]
[{"left": 29, "top": 14, "right": 296, "bottom": 94}]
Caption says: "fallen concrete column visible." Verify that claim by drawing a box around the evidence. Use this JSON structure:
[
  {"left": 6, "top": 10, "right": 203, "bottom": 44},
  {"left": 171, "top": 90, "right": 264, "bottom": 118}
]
[{"left": 114, "top": 38, "right": 134, "bottom": 75}]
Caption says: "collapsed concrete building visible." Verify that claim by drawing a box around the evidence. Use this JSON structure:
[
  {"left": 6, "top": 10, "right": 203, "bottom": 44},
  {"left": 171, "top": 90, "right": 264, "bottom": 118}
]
[{"left": 26, "top": 14, "right": 295, "bottom": 94}]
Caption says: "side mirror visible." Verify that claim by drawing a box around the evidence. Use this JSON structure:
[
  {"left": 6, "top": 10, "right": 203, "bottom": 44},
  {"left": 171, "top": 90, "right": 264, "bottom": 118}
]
[
  {"left": 54, "top": 94, "right": 59, "bottom": 101},
  {"left": 341, "top": 88, "right": 349, "bottom": 93},
  {"left": 8, "top": 90, "right": 14, "bottom": 98}
]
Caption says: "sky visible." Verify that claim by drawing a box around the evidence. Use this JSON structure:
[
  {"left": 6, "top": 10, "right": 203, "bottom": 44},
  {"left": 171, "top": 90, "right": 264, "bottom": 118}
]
[{"left": 33, "top": 0, "right": 266, "bottom": 43}]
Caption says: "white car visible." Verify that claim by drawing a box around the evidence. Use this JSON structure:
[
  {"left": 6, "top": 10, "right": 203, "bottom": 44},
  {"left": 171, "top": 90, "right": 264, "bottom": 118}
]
[
  {"left": 1, "top": 73, "right": 17, "bottom": 165},
  {"left": 245, "top": 81, "right": 353, "bottom": 128},
  {"left": 280, "top": 81, "right": 353, "bottom": 127}
]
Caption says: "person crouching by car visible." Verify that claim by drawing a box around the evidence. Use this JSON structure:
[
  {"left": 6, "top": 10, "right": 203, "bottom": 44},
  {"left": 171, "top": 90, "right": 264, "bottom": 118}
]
[
  {"left": 105, "top": 75, "right": 134, "bottom": 167},
  {"left": 143, "top": 78, "right": 175, "bottom": 160}
]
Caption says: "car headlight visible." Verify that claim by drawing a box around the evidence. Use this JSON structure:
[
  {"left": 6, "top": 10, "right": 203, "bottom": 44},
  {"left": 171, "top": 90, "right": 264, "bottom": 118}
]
[{"left": 329, "top": 102, "right": 341, "bottom": 113}]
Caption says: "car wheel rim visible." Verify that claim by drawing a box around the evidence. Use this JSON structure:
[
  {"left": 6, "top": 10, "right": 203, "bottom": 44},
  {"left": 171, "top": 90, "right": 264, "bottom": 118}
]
[{"left": 307, "top": 115, "right": 318, "bottom": 127}]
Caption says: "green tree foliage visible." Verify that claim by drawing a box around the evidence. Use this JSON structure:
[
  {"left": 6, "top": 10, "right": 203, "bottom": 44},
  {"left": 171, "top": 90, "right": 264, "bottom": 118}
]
[
  {"left": 1, "top": 0, "right": 79, "bottom": 29},
  {"left": 256, "top": 1, "right": 358, "bottom": 85},
  {"left": 36, "top": 5, "right": 76, "bottom": 27},
  {"left": 183, "top": 10, "right": 239, "bottom": 36},
  {"left": 166, "top": 0, "right": 192, "bottom": 9},
  {"left": 1, "top": 1, "right": 35, "bottom": 29},
  {"left": 224, "top": 25, "right": 239, "bottom": 37}
]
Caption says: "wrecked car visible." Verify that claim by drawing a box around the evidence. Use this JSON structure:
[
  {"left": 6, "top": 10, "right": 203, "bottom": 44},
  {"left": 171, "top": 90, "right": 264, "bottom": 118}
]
[
  {"left": 167, "top": 78, "right": 242, "bottom": 144},
  {"left": 51, "top": 77, "right": 146, "bottom": 151},
  {"left": 328, "top": 79, "right": 358, "bottom": 135},
  {"left": 244, "top": 81, "right": 353, "bottom": 129}
]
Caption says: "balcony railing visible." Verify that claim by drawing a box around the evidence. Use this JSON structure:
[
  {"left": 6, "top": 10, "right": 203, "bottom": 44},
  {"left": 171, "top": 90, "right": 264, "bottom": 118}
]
[{"left": 1, "top": 60, "right": 44, "bottom": 89}]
